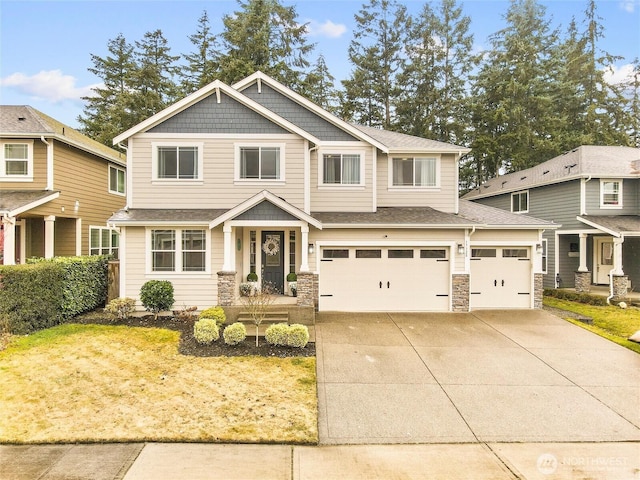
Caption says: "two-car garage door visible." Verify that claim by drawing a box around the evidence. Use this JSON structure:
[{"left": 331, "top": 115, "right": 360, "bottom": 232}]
[{"left": 319, "top": 247, "right": 451, "bottom": 312}]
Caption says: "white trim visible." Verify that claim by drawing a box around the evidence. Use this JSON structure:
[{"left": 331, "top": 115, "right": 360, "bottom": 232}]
[
  {"left": 108, "top": 164, "right": 126, "bottom": 196},
  {"left": 0, "top": 139, "right": 34, "bottom": 181},
  {"left": 599, "top": 178, "right": 623, "bottom": 209},
  {"left": 226, "top": 220, "right": 309, "bottom": 228},
  {"left": 234, "top": 143, "right": 286, "bottom": 182},
  {"left": 42, "top": 137, "right": 54, "bottom": 190},
  {"left": 125, "top": 139, "right": 133, "bottom": 207},
  {"left": 304, "top": 141, "right": 311, "bottom": 214},
  {"left": 145, "top": 227, "right": 211, "bottom": 276},
  {"left": 17, "top": 219, "right": 26, "bottom": 265},
  {"left": 372, "top": 146, "right": 377, "bottom": 212},
  {"left": 388, "top": 154, "right": 441, "bottom": 189},
  {"left": 137, "top": 132, "right": 301, "bottom": 140},
  {"left": 151, "top": 141, "right": 204, "bottom": 183},
  {"left": 317, "top": 148, "right": 366, "bottom": 187},
  {"left": 120, "top": 227, "right": 127, "bottom": 297},
  {"left": 76, "top": 218, "right": 82, "bottom": 256}
]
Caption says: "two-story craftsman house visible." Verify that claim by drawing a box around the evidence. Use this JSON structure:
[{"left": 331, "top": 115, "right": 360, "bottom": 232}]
[
  {"left": 1, "top": 106, "right": 126, "bottom": 265},
  {"left": 464, "top": 145, "right": 640, "bottom": 299},
  {"left": 110, "top": 72, "right": 554, "bottom": 314}
]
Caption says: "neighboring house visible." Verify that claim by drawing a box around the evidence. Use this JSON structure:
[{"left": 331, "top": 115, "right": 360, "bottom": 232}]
[
  {"left": 463, "top": 145, "right": 640, "bottom": 298},
  {"left": 0, "top": 106, "right": 126, "bottom": 265},
  {"left": 110, "top": 72, "right": 555, "bottom": 314}
]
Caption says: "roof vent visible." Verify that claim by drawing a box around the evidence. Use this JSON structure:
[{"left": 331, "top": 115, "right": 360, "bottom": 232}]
[
  {"left": 564, "top": 163, "right": 577, "bottom": 173},
  {"left": 520, "top": 176, "right": 527, "bottom": 180},
  {"left": 18, "top": 116, "right": 26, "bottom": 121},
  {"left": 543, "top": 170, "right": 549, "bottom": 175},
  {"left": 501, "top": 181, "right": 507, "bottom": 187},
  {"left": 483, "top": 185, "right": 490, "bottom": 189}
]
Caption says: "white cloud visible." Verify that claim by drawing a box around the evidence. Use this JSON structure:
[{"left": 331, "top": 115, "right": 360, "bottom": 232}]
[
  {"left": 306, "top": 20, "right": 347, "bottom": 39},
  {"left": 619, "top": 1, "right": 636, "bottom": 13},
  {"left": 0, "top": 70, "right": 99, "bottom": 103},
  {"left": 603, "top": 63, "right": 635, "bottom": 85}
]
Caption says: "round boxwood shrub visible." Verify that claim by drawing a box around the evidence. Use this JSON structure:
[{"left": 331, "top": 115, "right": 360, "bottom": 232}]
[
  {"left": 199, "top": 306, "right": 226, "bottom": 326},
  {"left": 223, "top": 322, "right": 247, "bottom": 346},
  {"left": 140, "top": 280, "right": 174, "bottom": 319},
  {"left": 194, "top": 318, "right": 219, "bottom": 344},
  {"left": 265, "top": 323, "right": 290, "bottom": 346},
  {"left": 286, "top": 272, "right": 297, "bottom": 282},
  {"left": 287, "top": 324, "right": 310, "bottom": 348},
  {"left": 246, "top": 272, "right": 258, "bottom": 282}
]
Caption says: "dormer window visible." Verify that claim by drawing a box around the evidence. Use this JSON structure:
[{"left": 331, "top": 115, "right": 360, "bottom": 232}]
[
  {"left": 600, "top": 180, "right": 622, "bottom": 208},
  {"left": 1, "top": 140, "right": 33, "bottom": 181}
]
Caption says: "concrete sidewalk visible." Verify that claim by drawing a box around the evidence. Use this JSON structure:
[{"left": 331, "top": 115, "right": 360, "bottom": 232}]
[{"left": 1, "top": 441, "right": 639, "bottom": 479}]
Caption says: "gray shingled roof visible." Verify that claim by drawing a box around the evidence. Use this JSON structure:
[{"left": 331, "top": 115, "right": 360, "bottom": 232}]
[
  {"left": 312, "top": 206, "right": 476, "bottom": 226},
  {"left": 109, "top": 209, "right": 228, "bottom": 224},
  {"left": 0, "top": 105, "right": 125, "bottom": 164},
  {"left": 0, "top": 190, "right": 59, "bottom": 215},
  {"left": 351, "top": 124, "right": 469, "bottom": 152},
  {"left": 457, "top": 200, "right": 556, "bottom": 227},
  {"left": 463, "top": 146, "right": 640, "bottom": 200},
  {"left": 578, "top": 215, "right": 640, "bottom": 235}
]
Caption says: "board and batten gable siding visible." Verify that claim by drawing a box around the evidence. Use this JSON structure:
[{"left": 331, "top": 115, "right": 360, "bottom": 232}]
[
  {"left": 376, "top": 152, "right": 458, "bottom": 212},
  {"left": 148, "top": 91, "right": 289, "bottom": 135},
  {"left": 129, "top": 135, "right": 305, "bottom": 210},
  {"left": 241, "top": 83, "right": 358, "bottom": 142},
  {"left": 0, "top": 137, "right": 48, "bottom": 189},
  {"left": 122, "top": 226, "right": 222, "bottom": 308},
  {"left": 585, "top": 178, "right": 640, "bottom": 215},
  {"left": 26, "top": 140, "right": 125, "bottom": 254},
  {"left": 310, "top": 147, "right": 374, "bottom": 212}
]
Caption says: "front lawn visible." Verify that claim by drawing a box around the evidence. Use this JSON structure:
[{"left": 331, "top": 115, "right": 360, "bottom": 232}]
[
  {"left": 0, "top": 324, "right": 317, "bottom": 444},
  {"left": 543, "top": 297, "right": 640, "bottom": 354}
]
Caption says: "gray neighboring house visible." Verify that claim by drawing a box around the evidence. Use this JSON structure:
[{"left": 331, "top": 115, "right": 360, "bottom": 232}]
[{"left": 463, "top": 145, "right": 640, "bottom": 298}]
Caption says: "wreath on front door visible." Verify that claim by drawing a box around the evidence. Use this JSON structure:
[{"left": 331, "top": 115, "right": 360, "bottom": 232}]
[{"left": 262, "top": 235, "right": 280, "bottom": 256}]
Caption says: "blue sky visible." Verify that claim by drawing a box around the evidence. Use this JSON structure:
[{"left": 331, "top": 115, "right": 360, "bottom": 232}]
[{"left": 1, "top": 0, "right": 639, "bottom": 129}]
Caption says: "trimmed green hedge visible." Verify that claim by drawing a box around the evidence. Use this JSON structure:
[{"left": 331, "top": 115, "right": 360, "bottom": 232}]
[
  {"left": 0, "top": 256, "right": 109, "bottom": 334},
  {"left": 543, "top": 288, "right": 609, "bottom": 306}
]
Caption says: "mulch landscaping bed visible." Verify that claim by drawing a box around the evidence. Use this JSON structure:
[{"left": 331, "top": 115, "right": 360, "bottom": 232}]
[{"left": 75, "top": 311, "right": 315, "bottom": 358}]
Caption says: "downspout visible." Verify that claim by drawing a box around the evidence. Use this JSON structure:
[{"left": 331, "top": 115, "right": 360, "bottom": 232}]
[{"left": 41, "top": 136, "right": 53, "bottom": 190}]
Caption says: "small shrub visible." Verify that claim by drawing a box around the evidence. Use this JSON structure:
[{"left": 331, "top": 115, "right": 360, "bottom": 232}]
[
  {"left": 247, "top": 272, "right": 258, "bottom": 282},
  {"left": 286, "top": 272, "right": 297, "bottom": 282},
  {"left": 193, "top": 318, "right": 219, "bottom": 344},
  {"left": 174, "top": 305, "right": 198, "bottom": 321},
  {"left": 223, "top": 322, "right": 247, "bottom": 345},
  {"left": 543, "top": 288, "right": 608, "bottom": 306},
  {"left": 265, "top": 323, "right": 290, "bottom": 346},
  {"left": 105, "top": 297, "right": 136, "bottom": 321},
  {"left": 287, "top": 324, "right": 310, "bottom": 348},
  {"left": 140, "top": 280, "right": 175, "bottom": 319},
  {"left": 199, "top": 306, "right": 226, "bottom": 326}
]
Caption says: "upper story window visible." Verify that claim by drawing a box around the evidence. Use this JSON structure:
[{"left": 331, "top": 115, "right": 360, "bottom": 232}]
[
  {"left": 109, "top": 165, "right": 125, "bottom": 195},
  {"left": 236, "top": 145, "right": 284, "bottom": 181},
  {"left": 152, "top": 142, "right": 203, "bottom": 182},
  {"left": 322, "top": 153, "right": 362, "bottom": 185},
  {"left": 391, "top": 156, "right": 438, "bottom": 187},
  {"left": 1, "top": 140, "right": 33, "bottom": 181},
  {"left": 511, "top": 190, "right": 529, "bottom": 213},
  {"left": 149, "top": 228, "right": 208, "bottom": 274},
  {"left": 600, "top": 180, "right": 622, "bottom": 208}
]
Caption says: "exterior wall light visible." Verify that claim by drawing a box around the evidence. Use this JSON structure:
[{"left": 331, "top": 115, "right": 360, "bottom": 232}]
[
  {"left": 536, "top": 243, "right": 543, "bottom": 254},
  {"left": 308, "top": 244, "right": 315, "bottom": 254},
  {"left": 457, "top": 243, "right": 465, "bottom": 255}
]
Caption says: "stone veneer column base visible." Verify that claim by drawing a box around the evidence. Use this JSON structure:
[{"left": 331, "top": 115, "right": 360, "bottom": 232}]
[
  {"left": 612, "top": 275, "right": 629, "bottom": 300},
  {"left": 296, "top": 272, "right": 318, "bottom": 309},
  {"left": 534, "top": 273, "right": 543, "bottom": 309},
  {"left": 217, "top": 271, "right": 237, "bottom": 306},
  {"left": 452, "top": 274, "right": 470, "bottom": 312},
  {"left": 574, "top": 271, "right": 591, "bottom": 293}
]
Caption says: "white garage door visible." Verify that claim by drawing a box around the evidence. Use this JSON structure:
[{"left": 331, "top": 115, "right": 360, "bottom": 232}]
[
  {"left": 470, "top": 247, "right": 532, "bottom": 309},
  {"left": 319, "top": 247, "right": 450, "bottom": 312}
]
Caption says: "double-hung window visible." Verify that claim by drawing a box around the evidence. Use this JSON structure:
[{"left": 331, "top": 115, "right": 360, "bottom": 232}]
[
  {"left": 109, "top": 165, "right": 125, "bottom": 195},
  {"left": 392, "top": 157, "right": 437, "bottom": 187},
  {"left": 90, "top": 227, "right": 119, "bottom": 259},
  {"left": 153, "top": 143, "right": 203, "bottom": 181},
  {"left": 150, "top": 229, "right": 207, "bottom": 273},
  {"left": 322, "top": 153, "right": 362, "bottom": 185},
  {"left": 601, "top": 180, "right": 622, "bottom": 208},
  {"left": 511, "top": 190, "right": 529, "bottom": 213},
  {"left": 1, "top": 141, "right": 33, "bottom": 180},
  {"left": 237, "top": 145, "right": 283, "bottom": 181}
]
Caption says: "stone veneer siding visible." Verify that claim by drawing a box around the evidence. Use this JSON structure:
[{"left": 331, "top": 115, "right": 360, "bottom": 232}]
[
  {"left": 452, "top": 274, "right": 469, "bottom": 312},
  {"left": 296, "top": 272, "right": 318, "bottom": 308},
  {"left": 612, "top": 275, "right": 629, "bottom": 300},
  {"left": 534, "top": 273, "right": 543, "bottom": 309},
  {"left": 574, "top": 271, "right": 591, "bottom": 293},
  {"left": 217, "top": 271, "right": 237, "bottom": 306}
]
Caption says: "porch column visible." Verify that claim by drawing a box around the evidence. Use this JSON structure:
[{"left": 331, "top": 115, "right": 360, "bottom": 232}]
[
  {"left": 578, "top": 233, "right": 588, "bottom": 272},
  {"left": 300, "top": 224, "right": 310, "bottom": 272},
  {"left": 75, "top": 218, "right": 82, "bottom": 256},
  {"left": 222, "top": 223, "right": 233, "bottom": 271},
  {"left": 44, "top": 215, "right": 55, "bottom": 259},
  {"left": 612, "top": 237, "right": 624, "bottom": 275},
  {"left": 2, "top": 216, "right": 16, "bottom": 265}
]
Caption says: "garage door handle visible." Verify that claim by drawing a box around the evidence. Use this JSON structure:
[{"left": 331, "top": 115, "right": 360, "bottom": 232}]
[
  {"left": 379, "top": 281, "right": 382, "bottom": 288},
  {"left": 387, "top": 281, "right": 390, "bottom": 289},
  {"left": 494, "top": 279, "right": 497, "bottom": 287},
  {"left": 502, "top": 280, "right": 505, "bottom": 287}
]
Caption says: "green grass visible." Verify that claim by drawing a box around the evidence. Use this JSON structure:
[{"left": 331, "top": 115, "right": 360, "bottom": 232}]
[{"left": 544, "top": 296, "right": 640, "bottom": 354}]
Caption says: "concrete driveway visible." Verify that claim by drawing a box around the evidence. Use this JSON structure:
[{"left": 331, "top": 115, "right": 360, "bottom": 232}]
[{"left": 315, "top": 310, "right": 640, "bottom": 444}]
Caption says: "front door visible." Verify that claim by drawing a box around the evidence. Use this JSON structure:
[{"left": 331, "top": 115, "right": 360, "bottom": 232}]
[
  {"left": 594, "top": 237, "right": 614, "bottom": 284},
  {"left": 261, "top": 231, "right": 284, "bottom": 293}
]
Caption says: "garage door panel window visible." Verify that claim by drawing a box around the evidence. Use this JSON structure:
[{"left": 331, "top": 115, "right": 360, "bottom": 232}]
[
  {"left": 323, "top": 249, "right": 349, "bottom": 259},
  {"left": 388, "top": 249, "right": 414, "bottom": 258},
  {"left": 356, "top": 249, "right": 381, "bottom": 258},
  {"left": 472, "top": 248, "right": 496, "bottom": 258},
  {"left": 420, "top": 249, "right": 447, "bottom": 259},
  {"left": 502, "top": 248, "right": 528, "bottom": 258}
]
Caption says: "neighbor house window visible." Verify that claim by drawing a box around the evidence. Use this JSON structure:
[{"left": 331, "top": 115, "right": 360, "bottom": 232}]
[
  {"left": 153, "top": 143, "right": 203, "bottom": 181},
  {"left": 150, "top": 229, "right": 207, "bottom": 273},
  {"left": 392, "top": 157, "right": 437, "bottom": 187},
  {"left": 1, "top": 141, "right": 33, "bottom": 180},
  {"left": 601, "top": 180, "right": 622, "bottom": 207},
  {"left": 109, "top": 165, "right": 125, "bottom": 195},
  {"left": 322, "top": 153, "right": 362, "bottom": 185},
  {"left": 90, "top": 227, "right": 119, "bottom": 259},
  {"left": 237, "top": 145, "right": 283, "bottom": 180},
  {"left": 511, "top": 191, "right": 529, "bottom": 213}
]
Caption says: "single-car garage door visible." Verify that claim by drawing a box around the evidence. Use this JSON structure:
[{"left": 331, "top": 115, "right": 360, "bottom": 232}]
[
  {"left": 319, "top": 247, "right": 450, "bottom": 311},
  {"left": 469, "top": 247, "right": 532, "bottom": 309}
]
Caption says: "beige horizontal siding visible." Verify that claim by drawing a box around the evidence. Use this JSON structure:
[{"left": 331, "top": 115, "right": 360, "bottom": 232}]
[
  {"left": 471, "top": 229, "right": 540, "bottom": 242},
  {"left": 130, "top": 136, "right": 305, "bottom": 210},
  {"left": 376, "top": 153, "right": 458, "bottom": 212}
]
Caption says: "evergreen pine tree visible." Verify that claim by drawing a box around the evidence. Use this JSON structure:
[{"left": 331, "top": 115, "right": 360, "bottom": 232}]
[
  {"left": 300, "top": 54, "right": 339, "bottom": 113},
  {"left": 181, "top": 10, "right": 220, "bottom": 94}
]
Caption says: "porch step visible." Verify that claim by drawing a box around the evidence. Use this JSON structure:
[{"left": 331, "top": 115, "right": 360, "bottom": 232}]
[{"left": 236, "top": 311, "right": 290, "bottom": 325}]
